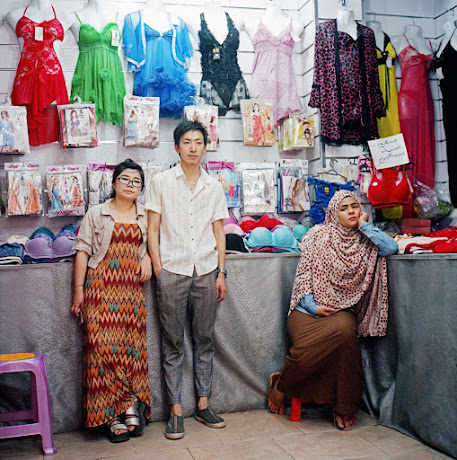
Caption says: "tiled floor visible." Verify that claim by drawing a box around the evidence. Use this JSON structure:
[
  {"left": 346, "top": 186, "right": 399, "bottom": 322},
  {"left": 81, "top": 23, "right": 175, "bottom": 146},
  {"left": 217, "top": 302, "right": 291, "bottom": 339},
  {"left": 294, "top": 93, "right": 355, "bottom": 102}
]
[{"left": 0, "top": 408, "right": 453, "bottom": 460}]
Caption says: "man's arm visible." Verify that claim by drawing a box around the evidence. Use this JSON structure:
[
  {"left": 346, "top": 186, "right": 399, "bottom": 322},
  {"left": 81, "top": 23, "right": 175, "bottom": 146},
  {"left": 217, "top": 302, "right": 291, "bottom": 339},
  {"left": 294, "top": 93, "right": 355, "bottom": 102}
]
[
  {"left": 148, "top": 210, "right": 162, "bottom": 278},
  {"left": 212, "top": 219, "right": 227, "bottom": 302}
]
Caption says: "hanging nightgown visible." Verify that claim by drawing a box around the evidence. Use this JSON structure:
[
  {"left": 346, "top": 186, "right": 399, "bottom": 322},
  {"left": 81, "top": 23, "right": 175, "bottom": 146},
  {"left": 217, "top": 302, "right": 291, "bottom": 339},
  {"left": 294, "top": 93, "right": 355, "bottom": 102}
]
[
  {"left": 70, "top": 13, "right": 126, "bottom": 125},
  {"left": 11, "top": 6, "right": 69, "bottom": 146},
  {"left": 397, "top": 36, "right": 435, "bottom": 188},
  {"left": 250, "top": 19, "right": 303, "bottom": 127},
  {"left": 376, "top": 35, "right": 401, "bottom": 137},
  {"left": 198, "top": 12, "right": 249, "bottom": 115},
  {"left": 123, "top": 11, "right": 196, "bottom": 117}
]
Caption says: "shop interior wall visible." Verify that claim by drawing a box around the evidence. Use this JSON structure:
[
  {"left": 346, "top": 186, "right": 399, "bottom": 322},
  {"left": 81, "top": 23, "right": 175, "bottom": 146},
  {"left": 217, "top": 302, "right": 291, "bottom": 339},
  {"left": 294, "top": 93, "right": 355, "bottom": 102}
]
[{"left": 0, "top": 0, "right": 318, "bottom": 240}]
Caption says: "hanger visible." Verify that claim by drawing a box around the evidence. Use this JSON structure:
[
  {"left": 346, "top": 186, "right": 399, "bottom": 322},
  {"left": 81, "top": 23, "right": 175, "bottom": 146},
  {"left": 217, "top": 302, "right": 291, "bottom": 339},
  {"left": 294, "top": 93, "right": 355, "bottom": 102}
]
[
  {"left": 326, "top": 159, "right": 347, "bottom": 179},
  {"left": 337, "top": 0, "right": 347, "bottom": 7}
]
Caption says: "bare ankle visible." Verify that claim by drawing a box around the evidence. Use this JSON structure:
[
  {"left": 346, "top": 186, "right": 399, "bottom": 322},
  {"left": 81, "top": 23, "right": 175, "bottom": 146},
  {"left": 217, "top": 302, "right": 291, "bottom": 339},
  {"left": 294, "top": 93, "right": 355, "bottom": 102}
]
[{"left": 170, "top": 404, "right": 183, "bottom": 417}]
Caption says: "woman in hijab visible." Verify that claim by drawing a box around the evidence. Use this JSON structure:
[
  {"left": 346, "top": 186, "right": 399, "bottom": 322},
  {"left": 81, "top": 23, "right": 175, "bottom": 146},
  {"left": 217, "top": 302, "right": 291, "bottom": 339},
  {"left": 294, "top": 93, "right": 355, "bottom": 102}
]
[{"left": 268, "top": 190, "right": 398, "bottom": 430}]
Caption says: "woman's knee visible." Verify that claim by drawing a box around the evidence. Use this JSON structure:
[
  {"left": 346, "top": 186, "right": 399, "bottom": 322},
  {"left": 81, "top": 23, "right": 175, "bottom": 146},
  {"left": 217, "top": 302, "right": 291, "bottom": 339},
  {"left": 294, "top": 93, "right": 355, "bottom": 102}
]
[{"left": 332, "top": 311, "right": 358, "bottom": 344}]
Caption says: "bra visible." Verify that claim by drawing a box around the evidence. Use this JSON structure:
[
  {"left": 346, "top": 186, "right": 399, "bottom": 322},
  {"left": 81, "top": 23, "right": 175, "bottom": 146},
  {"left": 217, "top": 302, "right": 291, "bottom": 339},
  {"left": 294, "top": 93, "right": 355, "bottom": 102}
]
[
  {"left": 223, "top": 223, "right": 245, "bottom": 236},
  {"left": 368, "top": 164, "right": 413, "bottom": 208},
  {"left": 244, "top": 226, "right": 299, "bottom": 252},
  {"left": 239, "top": 215, "right": 285, "bottom": 233},
  {"left": 25, "top": 226, "right": 77, "bottom": 259}
]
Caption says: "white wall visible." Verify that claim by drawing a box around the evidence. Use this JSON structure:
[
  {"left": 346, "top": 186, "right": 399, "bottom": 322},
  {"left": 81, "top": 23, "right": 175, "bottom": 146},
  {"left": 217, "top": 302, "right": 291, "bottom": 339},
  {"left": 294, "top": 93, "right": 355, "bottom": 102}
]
[{"left": 0, "top": 0, "right": 318, "bottom": 239}]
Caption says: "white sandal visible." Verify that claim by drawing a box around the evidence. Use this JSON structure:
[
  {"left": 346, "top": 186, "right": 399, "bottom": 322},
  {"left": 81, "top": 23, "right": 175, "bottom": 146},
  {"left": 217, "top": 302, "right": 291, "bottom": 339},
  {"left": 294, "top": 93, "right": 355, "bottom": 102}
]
[
  {"left": 124, "top": 400, "right": 146, "bottom": 437},
  {"left": 107, "top": 417, "right": 129, "bottom": 443}
]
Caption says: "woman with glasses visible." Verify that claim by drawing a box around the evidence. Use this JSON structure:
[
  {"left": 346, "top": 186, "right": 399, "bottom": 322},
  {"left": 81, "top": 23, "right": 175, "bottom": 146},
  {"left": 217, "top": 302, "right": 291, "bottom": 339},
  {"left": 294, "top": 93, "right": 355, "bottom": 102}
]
[{"left": 71, "top": 159, "right": 152, "bottom": 443}]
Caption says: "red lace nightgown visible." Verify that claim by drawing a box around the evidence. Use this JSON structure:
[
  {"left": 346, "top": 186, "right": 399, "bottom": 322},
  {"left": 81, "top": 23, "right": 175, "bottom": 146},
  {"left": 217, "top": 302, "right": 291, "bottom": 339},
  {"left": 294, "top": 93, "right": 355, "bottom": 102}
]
[{"left": 11, "top": 6, "right": 69, "bottom": 146}]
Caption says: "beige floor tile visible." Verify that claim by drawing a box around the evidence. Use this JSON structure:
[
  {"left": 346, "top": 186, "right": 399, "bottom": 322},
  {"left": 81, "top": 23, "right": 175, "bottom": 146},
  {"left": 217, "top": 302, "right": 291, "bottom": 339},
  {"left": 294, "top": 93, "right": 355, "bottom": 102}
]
[
  {"left": 212, "top": 409, "right": 301, "bottom": 444},
  {"left": 274, "top": 431, "right": 386, "bottom": 460},
  {"left": 130, "top": 417, "right": 223, "bottom": 453},
  {"left": 189, "top": 437, "right": 294, "bottom": 460},
  {"left": 357, "top": 425, "right": 429, "bottom": 455},
  {"left": 101, "top": 448, "right": 194, "bottom": 460},
  {"left": 356, "top": 447, "right": 453, "bottom": 460}
]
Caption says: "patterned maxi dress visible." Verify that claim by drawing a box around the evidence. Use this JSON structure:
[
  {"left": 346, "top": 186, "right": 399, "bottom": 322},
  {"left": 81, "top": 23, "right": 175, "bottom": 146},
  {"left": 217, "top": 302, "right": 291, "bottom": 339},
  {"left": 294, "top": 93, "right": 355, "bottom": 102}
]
[{"left": 82, "top": 223, "right": 151, "bottom": 427}]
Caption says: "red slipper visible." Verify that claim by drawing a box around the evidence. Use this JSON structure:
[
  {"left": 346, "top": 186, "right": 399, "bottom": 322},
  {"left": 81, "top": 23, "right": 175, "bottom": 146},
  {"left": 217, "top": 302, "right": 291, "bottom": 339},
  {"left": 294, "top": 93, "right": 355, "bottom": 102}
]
[{"left": 268, "top": 372, "right": 284, "bottom": 415}]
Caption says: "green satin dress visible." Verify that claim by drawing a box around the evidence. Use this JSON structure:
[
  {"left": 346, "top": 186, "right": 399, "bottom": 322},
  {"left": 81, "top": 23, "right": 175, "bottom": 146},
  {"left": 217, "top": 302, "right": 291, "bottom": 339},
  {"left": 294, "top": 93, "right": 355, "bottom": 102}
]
[{"left": 70, "top": 13, "right": 126, "bottom": 125}]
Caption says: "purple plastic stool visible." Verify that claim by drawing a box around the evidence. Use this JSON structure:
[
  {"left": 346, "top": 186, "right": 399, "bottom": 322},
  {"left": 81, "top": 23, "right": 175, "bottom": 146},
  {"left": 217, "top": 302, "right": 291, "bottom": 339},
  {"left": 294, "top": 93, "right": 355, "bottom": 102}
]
[{"left": 0, "top": 352, "right": 57, "bottom": 455}]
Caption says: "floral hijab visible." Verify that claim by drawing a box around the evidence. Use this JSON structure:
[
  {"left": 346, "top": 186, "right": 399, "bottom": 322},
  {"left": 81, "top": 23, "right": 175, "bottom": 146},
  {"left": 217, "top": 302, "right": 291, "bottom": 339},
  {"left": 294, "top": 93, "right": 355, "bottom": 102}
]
[{"left": 289, "top": 190, "right": 388, "bottom": 337}]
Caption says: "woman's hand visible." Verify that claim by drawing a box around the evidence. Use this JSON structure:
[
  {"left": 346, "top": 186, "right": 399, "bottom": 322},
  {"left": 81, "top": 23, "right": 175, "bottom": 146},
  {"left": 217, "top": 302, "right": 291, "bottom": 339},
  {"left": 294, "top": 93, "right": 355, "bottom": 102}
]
[
  {"left": 316, "top": 306, "right": 338, "bottom": 317},
  {"left": 137, "top": 254, "right": 152, "bottom": 283},
  {"left": 357, "top": 211, "right": 369, "bottom": 227},
  {"left": 70, "top": 287, "right": 84, "bottom": 318}
]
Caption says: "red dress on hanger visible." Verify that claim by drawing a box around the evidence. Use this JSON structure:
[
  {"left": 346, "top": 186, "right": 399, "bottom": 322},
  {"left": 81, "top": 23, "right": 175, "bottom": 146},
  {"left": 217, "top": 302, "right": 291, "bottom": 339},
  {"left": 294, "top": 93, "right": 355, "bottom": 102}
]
[
  {"left": 11, "top": 5, "right": 69, "bottom": 146},
  {"left": 397, "top": 35, "right": 435, "bottom": 188}
]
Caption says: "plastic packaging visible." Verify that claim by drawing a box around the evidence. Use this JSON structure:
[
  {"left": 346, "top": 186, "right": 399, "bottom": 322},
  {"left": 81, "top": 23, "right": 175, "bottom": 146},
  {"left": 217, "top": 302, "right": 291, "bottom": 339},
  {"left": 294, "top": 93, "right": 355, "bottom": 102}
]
[
  {"left": 206, "top": 161, "right": 240, "bottom": 208},
  {"left": 87, "top": 163, "right": 117, "bottom": 207},
  {"left": 278, "top": 116, "right": 314, "bottom": 152},
  {"left": 137, "top": 162, "right": 165, "bottom": 205},
  {"left": 240, "top": 100, "right": 275, "bottom": 146},
  {"left": 413, "top": 180, "right": 453, "bottom": 220},
  {"left": 239, "top": 162, "right": 276, "bottom": 214},
  {"left": 277, "top": 159, "right": 310, "bottom": 213},
  {"left": 0, "top": 105, "right": 30, "bottom": 154},
  {"left": 57, "top": 103, "right": 98, "bottom": 148},
  {"left": 184, "top": 103, "right": 219, "bottom": 151}
]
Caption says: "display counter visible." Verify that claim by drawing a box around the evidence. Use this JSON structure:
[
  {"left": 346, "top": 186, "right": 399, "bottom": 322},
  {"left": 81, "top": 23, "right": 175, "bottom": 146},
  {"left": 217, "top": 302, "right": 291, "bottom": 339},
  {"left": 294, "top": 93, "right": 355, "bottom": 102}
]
[{"left": 0, "top": 253, "right": 455, "bottom": 458}]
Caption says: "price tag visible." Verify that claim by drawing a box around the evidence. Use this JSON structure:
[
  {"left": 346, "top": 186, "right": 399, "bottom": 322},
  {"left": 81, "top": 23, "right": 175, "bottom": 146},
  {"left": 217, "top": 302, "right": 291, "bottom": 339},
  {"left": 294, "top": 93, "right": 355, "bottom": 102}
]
[
  {"left": 35, "top": 26, "right": 44, "bottom": 41},
  {"left": 111, "top": 30, "right": 120, "bottom": 47}
]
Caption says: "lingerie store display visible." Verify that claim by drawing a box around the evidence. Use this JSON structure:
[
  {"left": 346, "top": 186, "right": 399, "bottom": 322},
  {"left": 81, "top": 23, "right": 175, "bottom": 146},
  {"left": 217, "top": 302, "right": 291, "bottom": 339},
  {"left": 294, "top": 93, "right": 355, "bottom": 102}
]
[
  {"left": 206, "top": 161, "right": 240, "bottom": 208},
  {"left": 5, "top": 162, "right": 43, "bottom": 216},
  {"left": 11, "top": 5, "right": 69, "bottom": 146},
  {"left": 0, "top": 105, "right": 30, "bottom": 154},
  {"left": 277, "top": 159, "right": 310, "bottom": 213},
  {"left": 309, "top": 20, "right": 384, "bottom": 145},
  {"left": 250, "top": 19, "right": 303, "bottom": 126},
  {"left": 137, "top": 162, "right": 165, "bottom": 205},
  {"left": 70, "top": 12, "right": 126, "bottom": 126},
  {"left": 87, "top": 163, "right": 116, "bottom": 207},
  {"left": 45, "top": 165, "right": 86, "bottom": 217},
  {"left": 198, "top": 12, "right": 250, "bottom": 116},
  {"left": 241, "top": 100, "right": 275, "bottom": 146},
  {"left": 278, "top": 116, "right": 314, "bottom": 153},
  {"left": 123, "top": 11, "right": 196, "bottom": 117},
  {"left": 184, "top": 104, "right": 219, "bottom": 151},
  {"left": 57, "top": 103, "right": 98, "bottom": 149},
  {"left": 123, "top": 96, "right": 160, "bottom": 148}
]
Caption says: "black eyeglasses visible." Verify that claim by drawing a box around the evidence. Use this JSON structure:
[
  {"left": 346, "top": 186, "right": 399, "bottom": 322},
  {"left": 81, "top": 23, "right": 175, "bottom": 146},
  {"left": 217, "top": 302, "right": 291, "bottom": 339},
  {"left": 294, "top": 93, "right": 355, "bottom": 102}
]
[{"left": 117, "top": 177, "right": 142, "bottom": 188}]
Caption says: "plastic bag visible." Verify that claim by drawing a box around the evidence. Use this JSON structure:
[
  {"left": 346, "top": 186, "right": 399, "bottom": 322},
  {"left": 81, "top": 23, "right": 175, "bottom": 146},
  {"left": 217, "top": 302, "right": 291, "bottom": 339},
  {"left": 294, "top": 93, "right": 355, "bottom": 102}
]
[
  {"left": 413, "top": 180, "right": 453, "bottom": 220},
  {"left": 137, "top": 162, "right": 165, "bottom": 205},
  {"left": 57, "top": 103, "right": 98, "bottom": 148},
  {"left": 184, "top": 103, "right": 219, "bottom": 151},
  {"left": 206, "top": 161, "right": 240, "bottom": 208},
  {"left": 239, "top": 162, "right": 276, "bottom": 214},
  {"left": 240, "top": 100, "right": 275, "bottom": 146},
  {"left": 278, "top": 116, "right": 314, "bottom": 152},
  {"left": 0, "top": 105, "right": 30, "bottom": 154},
  {"left": 87, "top": 163, "right": 116, "bottom": 207},
  {"left": 277, "top": 159, "right": 310, "bottom": 213},
  {"left": 123, "top": 96, "right": 160, "bottom": 148}
]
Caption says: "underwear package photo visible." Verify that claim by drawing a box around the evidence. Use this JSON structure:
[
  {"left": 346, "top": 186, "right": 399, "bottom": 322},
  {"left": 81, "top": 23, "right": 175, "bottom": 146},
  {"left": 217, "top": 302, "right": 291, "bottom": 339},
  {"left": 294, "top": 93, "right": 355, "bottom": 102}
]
[
  {"left": 240, "top": 99, "right": 275, "bottom": 146},
  {"left": 5, "top": 162, "right": 43, "bottom": 216},
  {"left": 206, "top": 161, "right": 240, "bottom": 208},
  {"left": 46, "top": 165, "right": 86, "bottom": 217},
  {"left": 57, "top": 103, "right": 98, "bottom": 149},
  {"left": 278, "top": 116, "right": 315, "bottom": 152},
  {"left": 277, "top": 159, "right": 310, "bottom": 213},
  {"left": 184, "top": 104, "right": 219, "bottom": 151},
  {"left": 87, "top": 163, "right": 117, "bottom": 208},
  {"left": 123, "top": 95, "right": 160, "bottom": 148},
  {"left": 137, "top": 162, "right": 166, "bottom": 205},
  {"left": 0, "top": 105, "right": 30, "bottom": 155}
]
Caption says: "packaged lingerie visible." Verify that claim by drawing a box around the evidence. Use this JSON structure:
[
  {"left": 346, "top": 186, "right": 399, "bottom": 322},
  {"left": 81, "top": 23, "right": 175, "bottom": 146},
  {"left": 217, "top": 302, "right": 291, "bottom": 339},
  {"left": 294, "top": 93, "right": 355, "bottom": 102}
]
[
  {"left": 241, "top": 100, "right": 275, "bottom": 146},
  {"left": 278, "top": 116, "right": 314, "bottom": 152},
  {"left": 277, "top": 159, "right": 310, "bottom": 213},
  {"left": 184, "top": 104, "right": 219, "bottom": 151},
  {"left": 5, "top": 162, "right": 43, "bottom": 216},
  {"left": 45, "top": 165, "right": 86, "bottom": 217},
  {"left": 123, "top": 96, "right": 160, "bottom": 148},
  {"left": 307, "top": 176, "right": 355, "bottom": 224},
  {"left": 239, "top": 162, "right": 276, "bottom": 215},
  {"left": 137, "top": 162, "right": 165, "bottom": 205},
  {"left": 57, "top": 103, "right": 98, "bottom": 148},
  {"left": 0, "top": 105, "right": 30, "bottom": 154},
  {"left": 87, "top": 163, "right": 116, "bottom": 207},
  {"left": 206, "top": 161, "right": 240, "bottom": 208}
]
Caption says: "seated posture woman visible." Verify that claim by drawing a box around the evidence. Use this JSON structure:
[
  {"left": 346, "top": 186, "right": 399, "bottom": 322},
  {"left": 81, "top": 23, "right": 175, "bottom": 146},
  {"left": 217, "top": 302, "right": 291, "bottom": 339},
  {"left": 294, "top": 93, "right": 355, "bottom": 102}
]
[
  {"left": 71, "top": 159, "right": 152, "bottom": 442},
  {"left": 268, "top": 190, "right": 398, "bottom": 430}
]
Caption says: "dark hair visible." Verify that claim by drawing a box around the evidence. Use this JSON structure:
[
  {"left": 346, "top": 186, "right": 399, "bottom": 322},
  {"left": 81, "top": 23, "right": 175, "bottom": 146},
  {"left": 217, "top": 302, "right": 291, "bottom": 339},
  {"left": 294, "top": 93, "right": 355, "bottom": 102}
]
[
  {"left": 110, "top": 158, "right": 145, "bottom": 198},
  {"left": 173, "top": 120, "right": 208, "bottom": 147}
]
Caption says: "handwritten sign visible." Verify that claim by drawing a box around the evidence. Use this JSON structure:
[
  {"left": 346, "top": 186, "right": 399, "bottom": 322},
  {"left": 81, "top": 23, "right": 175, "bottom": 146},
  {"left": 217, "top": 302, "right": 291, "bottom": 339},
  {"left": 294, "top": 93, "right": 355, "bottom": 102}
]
[{"left": 368, "top": 134, "right": 409, "bottom": 170}]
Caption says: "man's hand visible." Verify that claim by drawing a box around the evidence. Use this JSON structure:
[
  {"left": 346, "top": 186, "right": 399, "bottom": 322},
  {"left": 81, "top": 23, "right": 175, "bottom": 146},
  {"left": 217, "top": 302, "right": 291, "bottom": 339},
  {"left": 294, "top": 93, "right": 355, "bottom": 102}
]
[{"left": 216, "top": 274, "right": 227, "bottom": 302}]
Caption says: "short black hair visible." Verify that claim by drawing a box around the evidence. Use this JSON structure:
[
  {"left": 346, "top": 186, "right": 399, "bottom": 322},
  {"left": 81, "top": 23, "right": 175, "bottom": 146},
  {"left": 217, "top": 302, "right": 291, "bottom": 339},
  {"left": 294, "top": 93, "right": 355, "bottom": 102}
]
[
  {"left": 173, "top": 120, "right": 208, "bottom": 147},
  {"left": 111, "top": 158, "right": 144, "bottom": 198}
]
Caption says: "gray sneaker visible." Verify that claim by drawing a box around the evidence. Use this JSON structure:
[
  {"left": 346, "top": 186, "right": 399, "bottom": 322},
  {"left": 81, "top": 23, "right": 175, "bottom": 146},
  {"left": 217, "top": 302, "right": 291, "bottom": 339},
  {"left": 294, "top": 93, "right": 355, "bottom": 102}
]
[
  {"left": 164, "top": 415, "right": 185, "bottom": 440},
  {"left": 195, "top": 407, "right": 226, "bottom": 428}
]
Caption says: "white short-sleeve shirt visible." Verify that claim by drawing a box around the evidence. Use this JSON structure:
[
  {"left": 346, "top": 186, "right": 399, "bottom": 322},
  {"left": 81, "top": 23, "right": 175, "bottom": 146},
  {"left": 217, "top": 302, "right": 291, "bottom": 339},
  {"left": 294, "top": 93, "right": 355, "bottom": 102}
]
[{"left": 144, "top": 164, "right": 229, "bottom": 277}]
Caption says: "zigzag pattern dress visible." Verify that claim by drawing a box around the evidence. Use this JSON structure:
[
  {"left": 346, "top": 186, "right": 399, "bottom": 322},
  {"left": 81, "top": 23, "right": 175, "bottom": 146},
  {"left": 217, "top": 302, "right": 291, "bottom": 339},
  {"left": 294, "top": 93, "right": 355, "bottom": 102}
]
[{"left": 82, "top": 223, "right": 151, "bottom": 427}]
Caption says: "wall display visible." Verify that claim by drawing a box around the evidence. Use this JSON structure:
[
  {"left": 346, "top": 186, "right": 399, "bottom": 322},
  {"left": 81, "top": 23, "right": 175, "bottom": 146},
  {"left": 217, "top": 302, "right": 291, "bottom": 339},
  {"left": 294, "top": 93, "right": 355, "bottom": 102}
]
[
  {"left": 123, "top": 96, "right": 160, "bottom": 148},
  {"left": 137, "top": 162, "right": 165, "bottom": 205},
  {"left": 46, "top": 165, "right": 86, "bottom": 217},
  {"left": 184, "top": 104, "right": 219, "bottom": 151},
  {"left": 206, "top": 161, "right": 240, "bottom": 208},
  {"left": 241, "top": 100, "right": 275, "bottom": 146},
  {"left": 58, "top": 104, "right": 98, "bottom": 148},
  {"left": 197, "top": 12, "right": 249, "bottom": 115},
  {"left": 10, "top": 5, "right": 69, "bottom": 146},
  {"left": 87, "top": 163, "right": 116, "bottom": 207},
  {"left": 0, "top": 105, "right": 30, "bottom": 154},
  {"left": 278, "top": 116, "right": 314, "bottom": 152},
  {"left": 309, "top": 19, "right": 384, "bottom": 145},
  {"left": 5, "top": 163, "right": 43, "bottom": 216},
  {"left": 70, "top": 12, "right": 126, "bottom": 125},
  {"left": 277, "top": 159, "right": 310, "bottom": 213},
  {"left": 123, "top": 11, "right": 196, "bottom": 117},
  {"left": 239, "top": 162, "right": 276, "bottom": 215}
]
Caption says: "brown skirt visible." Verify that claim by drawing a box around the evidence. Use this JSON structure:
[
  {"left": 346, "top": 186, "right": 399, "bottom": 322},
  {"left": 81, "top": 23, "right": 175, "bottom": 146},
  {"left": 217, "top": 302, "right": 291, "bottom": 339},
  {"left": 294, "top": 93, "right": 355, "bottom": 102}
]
[{"left": 276, "top": 309, "right": 363, "bottom": 417}]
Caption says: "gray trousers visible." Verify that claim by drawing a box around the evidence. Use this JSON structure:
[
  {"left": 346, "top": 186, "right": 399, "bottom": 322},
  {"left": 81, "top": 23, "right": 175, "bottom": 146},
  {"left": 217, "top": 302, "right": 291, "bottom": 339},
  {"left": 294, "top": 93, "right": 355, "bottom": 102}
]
[{"left": 156, "top": 268, "right": 217, "bottom": 405}]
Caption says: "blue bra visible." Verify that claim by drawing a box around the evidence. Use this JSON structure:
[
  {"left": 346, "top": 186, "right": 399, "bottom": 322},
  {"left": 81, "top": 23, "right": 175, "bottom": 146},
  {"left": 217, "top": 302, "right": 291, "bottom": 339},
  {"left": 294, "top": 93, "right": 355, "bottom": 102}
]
[{"left": 244, "top": 226, "right": 299, "bottom": 252}]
